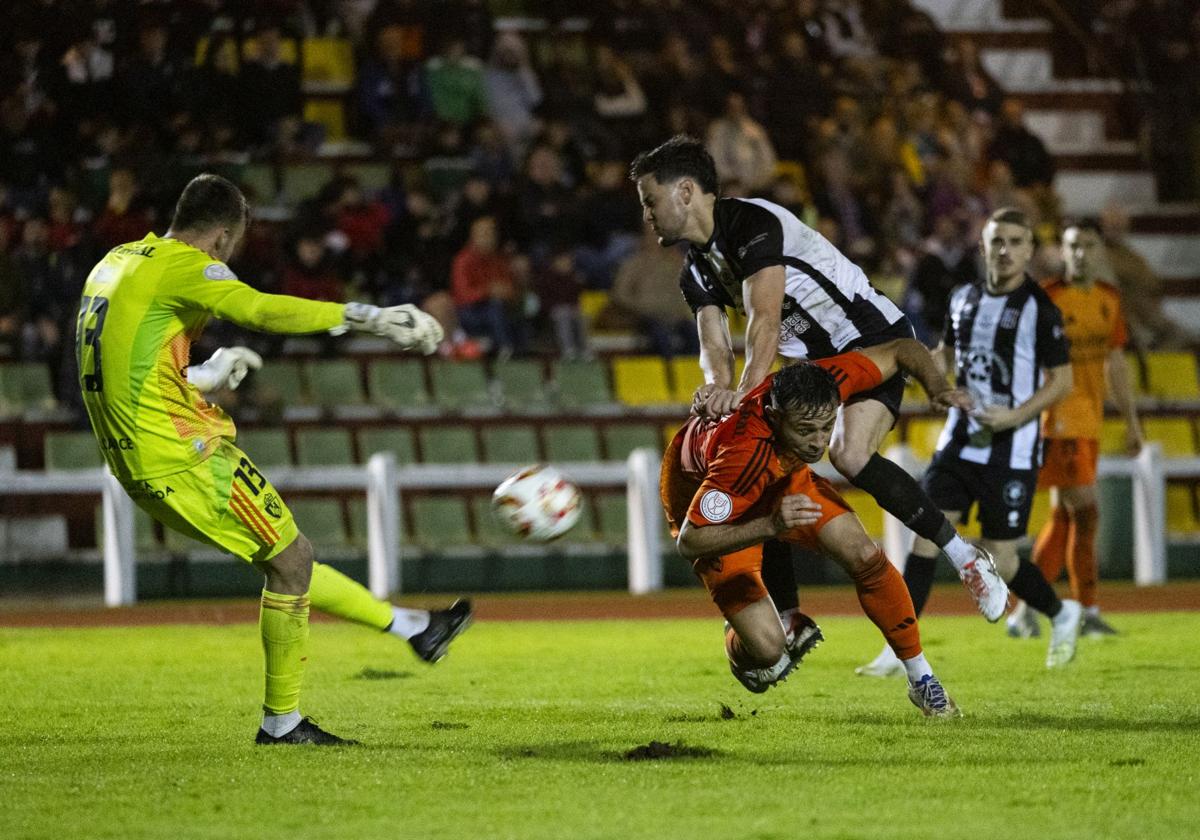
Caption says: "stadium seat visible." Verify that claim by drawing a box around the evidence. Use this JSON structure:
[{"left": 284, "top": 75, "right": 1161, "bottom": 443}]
[
  {"left": 603, "top": 424, "right": 662, "bottom": 460},
  {"left": 0, "top": 362, "right": 56, "bottom": 414},
  {"left": 841, "top": 490, "right": 883, "bottom": 539},
  {"left": 303, "top": 99, "right": 347, "bottom": 141},
  {"left": 282, "top": 164, "right": 333, "bottom": 204},
  {"left": 367, "top": 358, "right": 433, "bottom": 413},
  {"left": 287, "top": 498, "right": 349, "bottom": 548},
  {"left": 470, "top": 495, "right": 519, "bottom": 547},
  {"left": 301, "top": 37, "right": 355, "bottom": 87},
  {"left": 481, "top": 425, "right": 540, "bottom": 464},
  {"left": 611, "top": 356, "right": 674, "bottom": 406},
  {"left": 578, "top": 290, "right": 610, "bottom": 324},
  {"left": 43, "top": 431, "right": 103, "bottom": 470},
  {"left": 1142, "top": 417, "right": 1196, "bottom": 457},
  {"left": 408, "top": 496, "right": 474, "bottom": 549},
  {"left": 668, "top": 357, "right": 704, "bottom": 404},
  {"left": 493, "top": 359, "right": 550, "bottom": 412},
  {"left": 240, "top": 163, "right": 277, "bottom": 204},
  {"left": 663, "top": 421, "right": 684, "bottom": 447},
  {"left": 1166, "top": 484, "right": 1200, "bottom": 533},
  {"left": 357, "top": 426, "right": 417, "bottom": 465},
  {"left": 553, "top": 359, "right": 614, "bottom": 409},
  {"left": 428, "top": 359, "right": 494, "bottom": 412},
  {"left": 305, "top": 359, "right": 365, "bottom": 407},
  {"left": 542, "top": 424, "right": 601, "bottom": 462},
  {"left": 253, "top": 359, "right": 309, "bottom": 407},
  {"left": 418, "top": 425, "right": 480, "bottom": 464},
  {"left": 1100, "top": 419, "right": 1131, "bottom": 456},
  {"left": 235, "top": 428, "right": 293, "bottom": 467},
  {"left": 594, "top": 493, "right": 628, "bottom": 545},
  {"left": 294, "top": 428, "right": 355, "bottom": 465},
  {"left": 904, "top": 417, "right": 945, "bottom": 462},
  {"left": 1126, "top": 351, "right": 1150, "bottom": 397},
  {"left": 1028, "top": 489, "right": 1052, "bottom": 535},
  {"left": 1143, "top": 351, "right": 1200, "bottom": 400}
]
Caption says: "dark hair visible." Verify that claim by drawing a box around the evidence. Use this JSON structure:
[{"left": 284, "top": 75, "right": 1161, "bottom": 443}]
[
  {"left": 986, "top": 206, "right": 1033, "bottom": 232},
  {"left": 1062, "top": 218, "right": 1103, "bottom": 239},
  {"left": 170, "top": 174, "right": 249, "bottom": 232},
  {"left": 629, "top": 135, "right": 719, "bottom": 195},
  {"left": 769, "top": 362, "right": 840, "bottom": 418}
]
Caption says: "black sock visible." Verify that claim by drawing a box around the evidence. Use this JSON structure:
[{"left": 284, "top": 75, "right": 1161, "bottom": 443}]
[
  {"left": 760, "top": 539, "right": 799, "bottom": 614},
  {"left": 1009, "top": 559, "right": 1062, "bottom": 618},
  {"left": 902, "top": 553, "right": 938, "bottom": 616},
  {"left": 849, "top": 453, "right": 953, "bottom": 547}
]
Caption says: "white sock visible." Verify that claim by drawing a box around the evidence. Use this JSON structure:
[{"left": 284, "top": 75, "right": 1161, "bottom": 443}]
[
  {"left": 261, "top": 710, "right": 302, "bottom": 737},
  {"left": 941, "top": 534, "right": 975, "bottom": 571},
  {"left": 902, "top": 652, "right": 933, "bottom": 684},
  {"left": 387, "top": 606, "right": 430, "bottom": 639}
]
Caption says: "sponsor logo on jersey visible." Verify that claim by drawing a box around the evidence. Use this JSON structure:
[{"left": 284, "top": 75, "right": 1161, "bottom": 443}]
[
  {"left": 1003, "top": 480, "right": 1027, "bottom": 508},
  {"left": 203, "top": 262, "right": 237, "bottom": 281},
  {"left": 699, "top": 489, "right": 733, "bottom": 523},
  {"left": 263, "top": 493, "right": 282, "bottom": 519}
]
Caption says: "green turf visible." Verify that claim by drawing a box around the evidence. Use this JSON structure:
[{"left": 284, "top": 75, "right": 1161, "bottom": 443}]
[{"left": 2, "top": 612, "right": 1198, "bottom": 840}]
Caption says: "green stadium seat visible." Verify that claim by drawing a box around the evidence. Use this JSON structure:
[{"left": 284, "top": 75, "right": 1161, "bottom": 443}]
[
  {"left": 408, "top": 496, "right": 474, "bottom": 549},
  {"left": 602, "top": 424, "right": 661, "bottom": 460},
  {"left": 612, "top": 356, "right": 674, "bottom": 406},
  {"left": 282, "top": 163, "right": 332, "bottom": 203},
  {"left": 305, "top": 360, "right": 365, "bottom": 407},
  {"left": 239, "top": 163, "right": 278, "bottom": 204},
  {"left": 357, "top": 426, "right": 417, "bottom": 465},
  {"left": 594, "top": 493, "right": 628, "bottom": 545},
  {"left": 481, "top": 425, "right": 540, "bottom": 464},
  {"left": 44, "top": 431, "right": 104, "bottom": 470},
  {"left": 553, "top": 359, "right": 613, "bottom": 410},
  {"left": 493, "top": 360, "right": 550, "bottom": 412},
  {"left": 542, "top": 424, "right": 601, "bottom": 462},
  {"left": 367, "top": 358, "right": 433, "bottom": 413},
  {"left": 428, "top": 359, "right": 493, "bottom": 412},
  {"left": 288, "top": 498, "right": 349, "bottom": 548},
  {"left": 1144, "top": 351, "right": 1200, "bottom": 400},
  {"left": 235, "top": 428, "right": 293, "bottom": 467},
  {"left": 0, "top": 362, "right": 56, "bottom": 414},
  {"left": 294, "top": 428, "right": 355, "bottom": 465},
  {"left": 253, "top": 359, "right": 309, "bottom": 408},
  {"left": 418, "top": 425, "right": 479, "bottom": 464},
  {"left": 470, "top": 495, "right": 520, "bottom": 547}
]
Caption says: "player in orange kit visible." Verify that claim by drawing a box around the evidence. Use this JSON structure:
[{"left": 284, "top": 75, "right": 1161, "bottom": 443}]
[{"left": 1010, "top": 220, "right": 1143, "bottom": 638}]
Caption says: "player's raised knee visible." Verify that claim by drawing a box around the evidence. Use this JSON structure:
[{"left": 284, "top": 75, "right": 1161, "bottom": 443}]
[{"left": 828, "top": 439, "right": 870, "bottom": 478}]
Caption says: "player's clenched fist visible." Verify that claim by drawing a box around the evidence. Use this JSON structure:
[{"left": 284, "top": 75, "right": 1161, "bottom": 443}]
[
  {"left": 770, "top": 493, "right": 823, "bottom": 532},
  {"left": 343, "top": 302, "right": 444, "bottom": 354},
  {"left": 186, "top": 346, "right": 263, "bottom": 392}
]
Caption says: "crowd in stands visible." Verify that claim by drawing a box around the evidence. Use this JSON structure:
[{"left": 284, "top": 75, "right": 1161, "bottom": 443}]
[{"left": 1, "top": 0, "right": 1197, "bottom": 417}]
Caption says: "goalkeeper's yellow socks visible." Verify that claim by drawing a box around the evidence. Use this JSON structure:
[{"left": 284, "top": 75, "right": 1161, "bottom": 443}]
[
  {"left": 260, "top": 589, "right": 310, "bottom": 734},
  {"left": 308, "top": 561, "right": 429, "bottom": 638}
]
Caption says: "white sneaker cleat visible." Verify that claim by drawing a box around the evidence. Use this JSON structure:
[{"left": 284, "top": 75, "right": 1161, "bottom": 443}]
[
  {"left": 855, "top": 644, "right": 905, "bottom": 678},
  {"left": 1005, "top": 600, "right": 1042, "bottom": 639},
  {"left": 731, "top": 651, "right": 798, "bottom": 693},
  {"left": 1046, "top": 599, "right": 1083, "bottom": 668},
  {"left": 907, "top": 674, "right": 962, "bottom": 718},
  {"left": 781, "top": 610, "right": 825, "bottom": 663},
  {"left": 957, "top": 545, "right": 1009, "bottom": 622}
]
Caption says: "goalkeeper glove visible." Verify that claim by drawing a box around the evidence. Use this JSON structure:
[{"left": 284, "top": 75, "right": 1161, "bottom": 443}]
[
  {"left": 186, "top": 347, "right": 263, "bottom": 392},
  {"left": 340, "top": 302, "right": 443, "bottom": 354}
]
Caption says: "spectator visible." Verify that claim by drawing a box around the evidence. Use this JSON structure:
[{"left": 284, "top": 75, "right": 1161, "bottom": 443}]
[
  {"left": 14, "top": 217, "right": 77, "bottom": 372},
  {"left": 534, "top": 248, "right": 588, "bottom": 359},
  {"left": 280, "top": 233, "right": 346, "bottom": 303},
  {"left": 238, "top": 24, "right": 305, "bottom": 151},
  {"left": 811, "top": 147, "right": 875, "bottom": 259},
  {"left": 0, "top": 219, "right": 22, "bottom": 358},
  {"left": 424, "top": 36, "right": 488, "bottom": 129},
  {"left": 706, "top": 91, "right": 778, "bottom": 192},
  {"left": 483, "top": 32, "right": 541, "bottom": 158},
  {"left": 450, "top": 215, "right": 526, "bottom": 357},
  {"left": 939, "top": 37, "right": 1003, "bottom": 117},
  {"left": 591, "top": 46, "right": 648, "bottom": 157},
  {"left": 332, "top": 177, "right": 392, "bottom": 274},
  {"left": 905, "top": 215, "right": 980, "bottom": 343},
  {"left": 358, "top": 23, "right": 430, "bottom": 150},
  {"left": 116, "top": 20, "right": 186, "bottom": 132},
  {"left": 514, "top": 143, "right": 575, "bottom": 263},
  {"left": 93, "top": 168, "right": 154, "bottom": 250},
  {"left": 762, "top": 30, "right": 831, "bottom": 164},
  {"left": 573, "top": 160, "right": 641, "bottom": 289},
  {"left": 53, "top": 25, "right": 115, "bottom": 119},
  {"left": 988, "top": 98, "right": 1055, "bottom": 189},
  {"left": 604, "top": 226, "right": 698, "bottom": 358}
]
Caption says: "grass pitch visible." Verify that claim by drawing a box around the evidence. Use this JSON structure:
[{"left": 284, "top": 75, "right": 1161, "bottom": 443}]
[{"left": 3, "top": 608, "right": 1198, "bottom": 840}]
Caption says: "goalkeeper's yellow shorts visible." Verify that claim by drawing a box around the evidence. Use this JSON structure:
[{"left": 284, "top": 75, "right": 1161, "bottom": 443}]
[{"left": 122, "top": 439, "right": 298, "bottom": 563}]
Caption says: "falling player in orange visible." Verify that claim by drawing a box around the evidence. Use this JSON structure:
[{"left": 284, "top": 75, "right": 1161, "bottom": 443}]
[
  {"left": 1011, "top": 220, "right": 1143, "bottom": 638},
  {"left": 661, "top": 337, "right": 972, "bottom": 716}
]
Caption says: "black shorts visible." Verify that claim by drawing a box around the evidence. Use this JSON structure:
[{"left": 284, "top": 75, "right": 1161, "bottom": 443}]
[
  {"left": 843, "top": 316, "right": 915, "bottom": 420},
  {"left": 922, "top": 453, "right": 1038, "bottom": 541}
]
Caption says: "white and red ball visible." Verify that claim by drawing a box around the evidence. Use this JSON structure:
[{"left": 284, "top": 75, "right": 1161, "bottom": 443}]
[{"left": 491, "top": 465, "right": 582, "bottom": 542}]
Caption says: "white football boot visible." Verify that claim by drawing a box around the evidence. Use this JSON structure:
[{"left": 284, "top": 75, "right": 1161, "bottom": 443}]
[
  {"left": 855, "top": 643, "right": 905, "bottom": 678},
  {"left": 1005, "top": 600, "right": 1042, "bottom": 638},
  {"left": 957, "top": 545, "right": 1009, "bottom": 622},
  {"left": 1046, "top": 599, "right": 1083, "bottom": 668}
]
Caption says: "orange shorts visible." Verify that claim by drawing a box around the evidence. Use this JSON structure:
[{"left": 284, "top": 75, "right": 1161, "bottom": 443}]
[
  {"left": 1038, "top": 438, "right": 1099, "bottom": 489},
  {"left": 661, "top": 433, "right": 853, "bottom": 616}
]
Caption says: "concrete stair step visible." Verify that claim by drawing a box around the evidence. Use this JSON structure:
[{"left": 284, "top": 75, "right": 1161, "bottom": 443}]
[{"left": 1054, "top": 171, "right": 1158, "bottom": 216}]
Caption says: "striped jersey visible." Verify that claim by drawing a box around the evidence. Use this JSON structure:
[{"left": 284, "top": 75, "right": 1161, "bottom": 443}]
[
  {"left": 77, "top": 233, "right": 345, "bottom": 481},
  {"left": 678, "top": 197, "right": 904, "bottom": 358},
  {"left": 935, "top": 277, "right": 1070, "bottom": 469}
]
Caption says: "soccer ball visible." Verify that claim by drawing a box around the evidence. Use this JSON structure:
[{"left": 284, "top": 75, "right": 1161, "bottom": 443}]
[{"left": 491, "top": 464, "right": 582, "bottom": 542}]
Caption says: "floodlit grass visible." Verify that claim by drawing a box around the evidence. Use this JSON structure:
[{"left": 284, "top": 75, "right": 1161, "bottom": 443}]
[{"left": 2, "top": 611, "right": 1198, "bottom": 840}]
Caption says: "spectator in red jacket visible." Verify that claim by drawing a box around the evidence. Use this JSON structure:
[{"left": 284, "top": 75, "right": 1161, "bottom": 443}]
[
  {"left": 280, "top": 233, "right": 346, "bottom": 303},
  {"left": 450, "top": 215, "right": 526, "bottom": 356}
]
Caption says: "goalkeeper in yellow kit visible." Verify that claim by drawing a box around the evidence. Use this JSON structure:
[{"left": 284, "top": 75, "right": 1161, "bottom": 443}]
[{"left": 77, "top": 174, "right": 472, "bottom": 745}]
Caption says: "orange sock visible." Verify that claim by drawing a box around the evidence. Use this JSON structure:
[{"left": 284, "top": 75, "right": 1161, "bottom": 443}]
[
  {"left": 1067, "top": 505, "right": 1100, "bottom": 607},
  {"left": 852, "top": 549, "right": 922, "bottom": 660},
  {"left": 1034, "top": 505, "right": 1070, "bottom": 584}
]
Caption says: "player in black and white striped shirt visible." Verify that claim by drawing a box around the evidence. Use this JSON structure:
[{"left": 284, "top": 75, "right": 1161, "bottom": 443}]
[
  {"left": 630, "top": 136, "right": 1007, "bottom": 636},
  {"left": 859, "top": 207, "right": 1084, "bottom": 676}
]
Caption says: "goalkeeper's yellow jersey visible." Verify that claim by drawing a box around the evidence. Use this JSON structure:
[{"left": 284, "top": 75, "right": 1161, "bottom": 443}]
[{"left": 77, "top": 233, "right": 345, "bottom": 481}]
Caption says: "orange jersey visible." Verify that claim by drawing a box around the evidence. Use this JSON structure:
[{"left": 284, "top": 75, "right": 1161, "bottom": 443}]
[
  {"left": 1041, "top": 279, "right": 1128, "bottom": 440},
  {"left": 676, "top": 351, "right": 883, "bottom": 527}
]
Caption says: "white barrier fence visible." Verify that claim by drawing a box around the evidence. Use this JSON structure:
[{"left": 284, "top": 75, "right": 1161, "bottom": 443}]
[{"left": 0, "top": 443, "right": 1182, "bottom": 606}]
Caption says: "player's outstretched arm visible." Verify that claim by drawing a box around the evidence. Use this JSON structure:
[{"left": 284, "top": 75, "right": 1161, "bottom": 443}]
[
  {"left": 676, "top": 493, "right": 822, "bottom": 561},
  {"left": 859, "top": 338, "right": 972, "bottom": 411}
]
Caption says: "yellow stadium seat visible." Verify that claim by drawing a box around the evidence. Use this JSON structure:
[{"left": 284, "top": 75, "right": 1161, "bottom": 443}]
[
  {"left": 668, "top": 357, "right": 704, "bottom": 404},
  {"left": 302, "top": 37, "right": 354, "bottom": 86},
  {"left": 1100, "top": 418, "right": 1131, "bottom": 456},
  {"left": 879, "top": 426, "right": 901, "bottom": 453},
  {"left": 304, "top": 99, "right": 346, "bottom": 141},
  {"left": 905, "top": 417, "right": 946, "bottom": 462},
  {"left": 901, "top": 376, "right": 926, "bottom": 406},
  {"left": 841, "top": 490, "right": 883, "bottom": 539},
  {"left": 1125, "top": 351, "right": 1150, "bottom": 397},
  {"left": 1143, "top": 351, "right": 1199, "bottom": 400},
  {"left": 1142, "top": 417, "right": 1196, "bottom": 457},
  {"left": 662, "top": 422, "right": 683, "bottom": 447},
  {"left": 578, "top": 290, "right": 610, "bottom": 323},
  {"left": 1167, "top": 484, "right": 1200, "bottom": 533},
  {"left": 612, "top": 356, "right": 674, "bottom": 406},
  {"left": 241, "top": 36, "right": 299, "bottom": 64},
  {"left": 194, "top": 36, "right": 239, "bottom": 69},
  {"left": 1027, "top": 489, "right": 1052, "bottom": 535}
]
